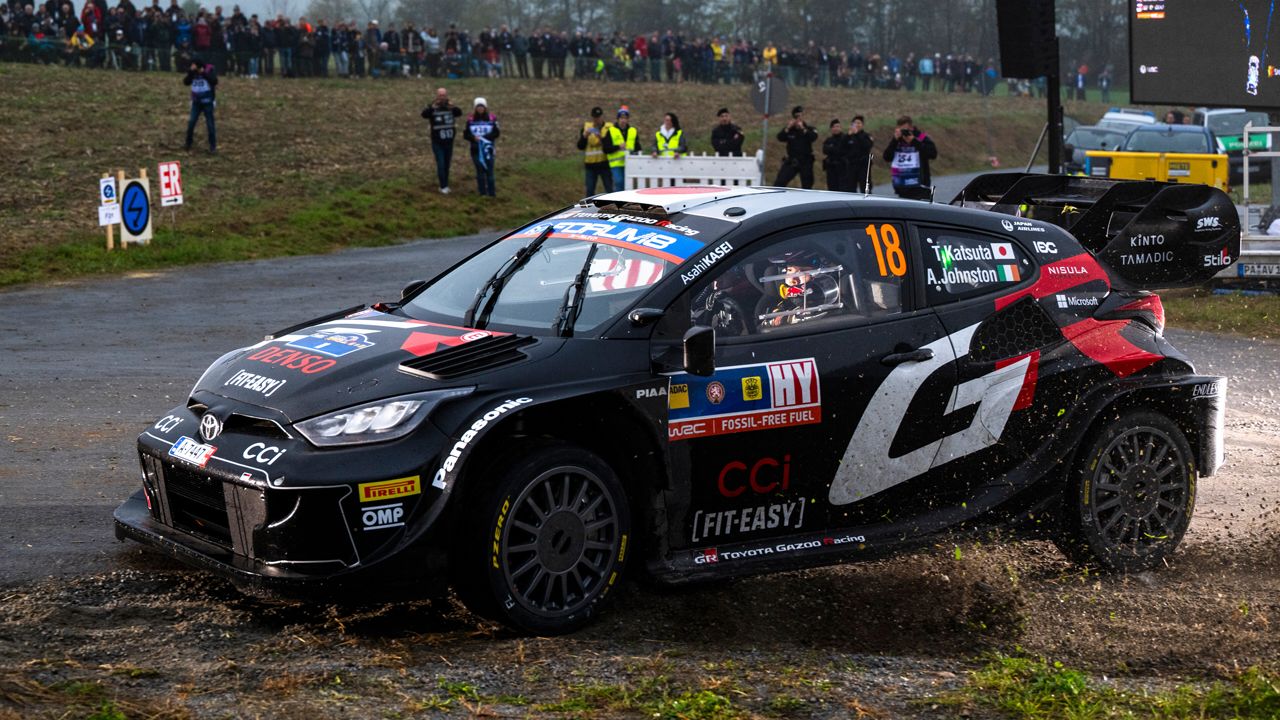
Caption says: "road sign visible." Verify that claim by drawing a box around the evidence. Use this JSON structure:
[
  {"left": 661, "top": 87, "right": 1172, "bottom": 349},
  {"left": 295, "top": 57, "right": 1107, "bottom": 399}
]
[
  {"left": 158, "top": 161, "right": 183, "bottom": 207},
  {"left": 98, "top": 205, "right": 120, "bottom": 226},
  {"left": 750, "top": 76, "right": 789, "bottom": 116},
  {"left": 99, "top": 177, "right": 117, "bottom": 205},
  {"left": 120, "top": 178, "right": 153, "bottom": 245}
]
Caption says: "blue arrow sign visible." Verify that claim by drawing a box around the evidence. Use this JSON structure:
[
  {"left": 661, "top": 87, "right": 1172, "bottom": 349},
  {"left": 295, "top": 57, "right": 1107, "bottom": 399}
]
[{"left": 121, "top": 181, "right": 149, "bottom": 236}]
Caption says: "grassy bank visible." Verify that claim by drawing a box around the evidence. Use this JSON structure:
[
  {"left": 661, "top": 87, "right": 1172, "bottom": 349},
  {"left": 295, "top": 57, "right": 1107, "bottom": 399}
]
[
  {"left": 1162, "top": 289, "right": 1280, "bottom": 340},
  {"left": 2, "top": 62, "right": 1089, "bottom": 287}
]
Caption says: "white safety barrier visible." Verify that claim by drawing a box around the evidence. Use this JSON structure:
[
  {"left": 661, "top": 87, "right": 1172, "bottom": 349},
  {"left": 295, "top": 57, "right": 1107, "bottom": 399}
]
[{"left": 625, "top": 150, "right": 764, "bottom": 189}]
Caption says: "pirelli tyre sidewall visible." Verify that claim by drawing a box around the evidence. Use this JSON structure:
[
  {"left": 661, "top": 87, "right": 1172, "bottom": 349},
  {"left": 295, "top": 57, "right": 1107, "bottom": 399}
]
[
  {"left": 457, "top": 444, "right": 631, "bottom": 635},
  {"left": 1059, "top": 409, "right": 1197, "bottom": 573}
]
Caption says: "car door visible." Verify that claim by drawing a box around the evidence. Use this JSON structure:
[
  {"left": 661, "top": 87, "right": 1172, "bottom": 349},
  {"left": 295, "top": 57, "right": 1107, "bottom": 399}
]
[
  {"left": 656, "top": 219, "right": 955, "bottom": 559},
  {"left": 909, "top": 222, "right": 1055, "bottom": 508}
]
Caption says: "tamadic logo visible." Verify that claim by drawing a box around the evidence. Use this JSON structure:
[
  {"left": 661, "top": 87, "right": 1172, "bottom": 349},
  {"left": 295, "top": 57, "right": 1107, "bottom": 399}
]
[{"left": 358, "top": 476, "right": 421, "bottom": 503}]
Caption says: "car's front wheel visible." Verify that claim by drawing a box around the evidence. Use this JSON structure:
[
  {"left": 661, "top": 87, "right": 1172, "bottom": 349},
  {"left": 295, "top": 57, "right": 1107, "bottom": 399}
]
[
  {"left": 1055, "top": 410, "right": 1196, "bottom": 572},
  {"left": 452, "top": 444, "right": 630, "bottom": 634}
]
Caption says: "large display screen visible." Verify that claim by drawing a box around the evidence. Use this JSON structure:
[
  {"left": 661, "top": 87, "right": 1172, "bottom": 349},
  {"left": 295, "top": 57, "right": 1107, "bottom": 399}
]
[{"left": 1132, "top": 0, "right": 1280, "bottom": 108}]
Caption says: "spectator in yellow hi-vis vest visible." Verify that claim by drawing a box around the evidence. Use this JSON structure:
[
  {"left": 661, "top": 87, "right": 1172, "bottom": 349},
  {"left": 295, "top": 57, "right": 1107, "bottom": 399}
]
[
  {"left": 607, "top": 106, "right": 642, "bottom": 191},
  {"left": 576, "top": 105, "right": 617, "bottom": 195},
  {"left": 652, "top": 112, "right": 686, "bottom": 159}
]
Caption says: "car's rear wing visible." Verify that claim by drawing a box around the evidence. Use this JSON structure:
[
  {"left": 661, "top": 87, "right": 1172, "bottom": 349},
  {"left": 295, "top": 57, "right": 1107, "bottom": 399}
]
[{"left": 951, "top": 173, "right": 1240, "bottom": 288}]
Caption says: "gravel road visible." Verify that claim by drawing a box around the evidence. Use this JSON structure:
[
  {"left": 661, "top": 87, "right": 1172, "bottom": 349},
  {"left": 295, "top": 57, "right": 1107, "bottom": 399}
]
[{"left": 1, "top": 234, "right": 1277, "bottom": 718}]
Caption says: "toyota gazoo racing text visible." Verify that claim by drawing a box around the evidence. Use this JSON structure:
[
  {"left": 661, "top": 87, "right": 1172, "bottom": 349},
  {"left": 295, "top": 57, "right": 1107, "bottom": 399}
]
[{"left": 116, "top": 175, "right": 1236, "bottom": 634}]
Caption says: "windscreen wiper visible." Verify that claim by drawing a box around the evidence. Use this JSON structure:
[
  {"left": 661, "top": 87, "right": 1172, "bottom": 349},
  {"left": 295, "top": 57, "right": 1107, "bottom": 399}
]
[
  {"left": 554, "top": 242, "right": 600, "bottom": 337},
  {"left": 464, "top": 225, "right": 555, "bottom": 329}
]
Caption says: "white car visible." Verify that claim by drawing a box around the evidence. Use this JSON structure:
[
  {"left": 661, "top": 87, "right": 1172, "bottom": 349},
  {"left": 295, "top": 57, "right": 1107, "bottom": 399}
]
[{"left": 1247, "top": 55, "right": 1260, "bottom": 96}]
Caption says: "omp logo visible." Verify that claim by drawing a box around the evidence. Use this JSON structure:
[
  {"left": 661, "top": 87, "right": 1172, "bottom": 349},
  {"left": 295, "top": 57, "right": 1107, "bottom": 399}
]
[
  {"left": 1196, "top": 216, "right": 1222, "bottom": 231},
  {"left": 361, "top": 503, "right": 405, "bottom": 531},
  {"left": 359, "top": 476, "right": 421, "bottom": 502},
  {"left": 768, "top": 360, "right": 818, "bottom": 407}
]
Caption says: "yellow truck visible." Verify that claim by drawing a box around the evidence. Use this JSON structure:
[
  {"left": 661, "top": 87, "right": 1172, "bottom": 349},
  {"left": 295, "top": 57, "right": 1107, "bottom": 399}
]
[{"left": 1083, "top": 124, "right": 1228, "bottom": 191}]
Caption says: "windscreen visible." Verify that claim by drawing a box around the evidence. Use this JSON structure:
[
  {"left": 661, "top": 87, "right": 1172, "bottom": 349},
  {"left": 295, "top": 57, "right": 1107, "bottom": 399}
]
[
  {"left": 1067, "top": 128, "right": 1127, "bottom": 150},
  {"left": 1124, "top": 130, "right": 1211, "bottom": 153},
  {"left": 401, "top": 208, "right": 734, "bottom": 335},
  {"left": 1207, "top": 111, "right": 1270, "bottom": 135}
]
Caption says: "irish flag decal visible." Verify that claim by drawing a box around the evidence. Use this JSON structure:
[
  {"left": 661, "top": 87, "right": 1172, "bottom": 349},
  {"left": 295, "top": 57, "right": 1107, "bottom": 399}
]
[{"left": 997, "top": 264, "right": 1021, "bottom": 281}]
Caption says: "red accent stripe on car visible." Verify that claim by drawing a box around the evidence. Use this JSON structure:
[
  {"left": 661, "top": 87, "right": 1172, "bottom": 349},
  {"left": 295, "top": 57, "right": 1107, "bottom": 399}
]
[
  {"left": 1060, "top": 319, "right": 1162, "bottom": 377},
  {"left": 994, "top": 253, "right": 1110, "bottom": 311},
  {"left": 996, "top": 350, "right": 1040, "bottom": 411}
]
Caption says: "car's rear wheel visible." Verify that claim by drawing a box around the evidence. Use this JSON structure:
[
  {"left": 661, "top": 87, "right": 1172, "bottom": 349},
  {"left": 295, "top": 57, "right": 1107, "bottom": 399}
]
[
  {"left": 1055, "top": 410, "right": 1196, "bottom": 572},
  {"left": 452, "top": 444, "right": 630, "bottom": 635}
]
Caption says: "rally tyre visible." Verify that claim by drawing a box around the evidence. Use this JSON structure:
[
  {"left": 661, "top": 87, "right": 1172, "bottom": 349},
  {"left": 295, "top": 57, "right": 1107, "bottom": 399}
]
[
  {"left": 453, "top": 445, "right": 631, "bottom": 635},
  {"left": 1055, "top": 410, "right": 1196, "bottom": 573}
]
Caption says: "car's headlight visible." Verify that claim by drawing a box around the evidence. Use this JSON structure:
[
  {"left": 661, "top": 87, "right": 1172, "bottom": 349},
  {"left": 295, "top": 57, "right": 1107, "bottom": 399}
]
[{"left": 295, "top": 388, "right": 473, "bottom": 447}]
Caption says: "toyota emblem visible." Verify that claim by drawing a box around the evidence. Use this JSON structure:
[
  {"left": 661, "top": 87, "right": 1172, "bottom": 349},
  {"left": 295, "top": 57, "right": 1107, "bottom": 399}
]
[{"left": 199, "top": 413, "right": 222, "bottom": 441}]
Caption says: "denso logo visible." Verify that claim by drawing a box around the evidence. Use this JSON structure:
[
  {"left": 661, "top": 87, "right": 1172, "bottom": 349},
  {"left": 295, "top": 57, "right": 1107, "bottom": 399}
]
[
  {"left": 246, "top": 347, "right": 337, "bottom": 374},
  {"left": 1196, "top": 216, "right": 1222, "bottom": 232},
  {"left": 718, "top": 455, "right": 792, "bottom": 497}
]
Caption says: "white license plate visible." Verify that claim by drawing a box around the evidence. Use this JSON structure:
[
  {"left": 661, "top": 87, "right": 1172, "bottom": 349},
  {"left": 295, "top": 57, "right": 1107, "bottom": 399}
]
[
  {"left": 1239, "top": 263, "right": 1280, "bottom": 277},
  {"left": 168, "top": 436, "right": 217, "bottom": 467}
]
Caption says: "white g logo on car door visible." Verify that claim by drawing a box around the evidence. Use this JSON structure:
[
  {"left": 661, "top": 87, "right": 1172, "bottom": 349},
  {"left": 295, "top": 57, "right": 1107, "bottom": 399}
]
[
  {"left": 828, "top": 323, "right": 1030, "bottom": 505},
  {"left": 243, "top": 442, "right": 286, "bottom": 466}
]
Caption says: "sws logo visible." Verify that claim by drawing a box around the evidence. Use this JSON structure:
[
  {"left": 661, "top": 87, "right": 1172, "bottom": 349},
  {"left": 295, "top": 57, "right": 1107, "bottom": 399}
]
[{"left": 1196, "top": 216, "right": 1223, "bottom": 232}]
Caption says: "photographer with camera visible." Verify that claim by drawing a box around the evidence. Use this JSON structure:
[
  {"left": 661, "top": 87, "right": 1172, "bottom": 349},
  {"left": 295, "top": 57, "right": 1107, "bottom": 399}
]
[
  {"left": 773, "top": 105, "right": 818, "bottom": 189},
  {"left": 881, "top": 114, "right": 936, "bottom": 200},
  {"left": 183, "top": 59, "right": 218, "bottom": 154}
]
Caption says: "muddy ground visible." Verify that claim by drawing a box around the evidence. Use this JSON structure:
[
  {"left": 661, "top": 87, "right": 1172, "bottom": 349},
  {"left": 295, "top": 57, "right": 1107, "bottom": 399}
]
[{"left": 1, "top": 238, "right": 1278, "bottom": 718}]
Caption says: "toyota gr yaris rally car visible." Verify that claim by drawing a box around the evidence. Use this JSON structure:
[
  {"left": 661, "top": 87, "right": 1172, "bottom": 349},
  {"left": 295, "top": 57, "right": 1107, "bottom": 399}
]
[{"left": 116, "top": 174, "right": 1236, "bottom": 634}]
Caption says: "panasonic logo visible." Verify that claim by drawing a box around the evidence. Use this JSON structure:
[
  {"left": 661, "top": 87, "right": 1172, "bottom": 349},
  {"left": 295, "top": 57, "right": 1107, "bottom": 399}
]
[{"left": 432, "top": 398, "right": 533, "bottom": 489}]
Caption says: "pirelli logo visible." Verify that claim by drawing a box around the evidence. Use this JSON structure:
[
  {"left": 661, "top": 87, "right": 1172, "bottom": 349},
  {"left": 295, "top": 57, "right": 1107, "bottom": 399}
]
[{"left": 358, "top": 476, "right": 421, "bottom": 503}]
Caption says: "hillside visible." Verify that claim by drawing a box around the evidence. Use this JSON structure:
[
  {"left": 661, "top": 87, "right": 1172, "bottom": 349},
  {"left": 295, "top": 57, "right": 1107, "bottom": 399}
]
[{"left": 0, "top": 63, "right": 1110, "bottom": 286}]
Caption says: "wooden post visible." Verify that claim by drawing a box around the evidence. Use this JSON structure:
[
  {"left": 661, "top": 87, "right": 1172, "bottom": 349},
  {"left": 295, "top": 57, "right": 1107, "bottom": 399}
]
[
  {"left": 138, "top": 167, "right": 150, "bottom": 245},
  {"left": 104, "top": 172, "right": 114, "bottom": 251},
  {"left": 116, "top": 169, "right": 126, "bottom": 250}
]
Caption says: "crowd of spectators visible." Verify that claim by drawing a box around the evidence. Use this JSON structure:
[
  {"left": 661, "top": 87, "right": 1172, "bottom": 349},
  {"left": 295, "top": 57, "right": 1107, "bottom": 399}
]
[{"left": 0, "top": 0, "right": 1107, "bottom": 95}]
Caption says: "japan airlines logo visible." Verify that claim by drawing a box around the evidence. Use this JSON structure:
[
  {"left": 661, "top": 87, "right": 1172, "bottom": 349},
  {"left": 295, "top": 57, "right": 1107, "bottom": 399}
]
[{"left": 828, "top": 324, "right": 1032, "bottom": 505}]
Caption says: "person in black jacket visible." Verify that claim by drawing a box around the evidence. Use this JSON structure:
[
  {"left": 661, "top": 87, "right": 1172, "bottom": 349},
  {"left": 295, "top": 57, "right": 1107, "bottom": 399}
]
[
  {"left": 821, "top": 119, "right": 847, "bottom": 191},
  {"left": 773, "top": 105, "right": 818, "bottom": 188},
  {"left": 422, "top": 87, "right": 463, "bottom": 193},
  {"left": 881, "top": 114, "right": 937, "bottom": 200},
  {"left": 844, "top": 114, "right": 875, "bottom": 192},
  {"left": 710, "top": 107, "right": 744, "bottom": 156},
  {"left": 183, "top": 59, "right": 217, "bottom": 153}
]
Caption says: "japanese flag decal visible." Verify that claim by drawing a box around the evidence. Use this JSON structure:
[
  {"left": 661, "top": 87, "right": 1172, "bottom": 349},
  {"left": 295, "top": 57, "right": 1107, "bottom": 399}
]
[{"left": 828, "top": 323, "right": 1031, "bottom": 505}]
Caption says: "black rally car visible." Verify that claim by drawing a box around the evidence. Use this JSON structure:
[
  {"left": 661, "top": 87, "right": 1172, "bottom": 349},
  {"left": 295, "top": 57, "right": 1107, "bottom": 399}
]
[{"left": 116, "top": 175, "right": 1237, "bottom": 634}]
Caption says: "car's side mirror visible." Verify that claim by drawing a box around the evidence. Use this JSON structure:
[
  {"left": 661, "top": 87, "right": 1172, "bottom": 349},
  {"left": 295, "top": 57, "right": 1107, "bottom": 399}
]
[
  {"left": 682, "top": 325, "right": 715, "bottom": 376},
  {"left": 401, "top": 279, "right": 427, "bottom": 300}
]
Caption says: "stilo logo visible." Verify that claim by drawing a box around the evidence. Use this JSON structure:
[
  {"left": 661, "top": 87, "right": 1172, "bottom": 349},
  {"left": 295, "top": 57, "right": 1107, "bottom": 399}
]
[{"left": 199, "top": 413, "right": 222, "bottom": 442}]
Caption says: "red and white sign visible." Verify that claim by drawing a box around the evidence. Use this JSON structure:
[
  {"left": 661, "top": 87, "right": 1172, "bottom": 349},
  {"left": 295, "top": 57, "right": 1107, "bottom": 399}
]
[{"left": 158, "top": 161, "right": 183, "bottom": 207}]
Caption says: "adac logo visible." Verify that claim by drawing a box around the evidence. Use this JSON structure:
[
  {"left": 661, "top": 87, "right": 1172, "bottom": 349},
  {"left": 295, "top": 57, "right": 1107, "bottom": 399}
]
[{"left": 199, "top": 412, "right": 222, "bottom": 442}]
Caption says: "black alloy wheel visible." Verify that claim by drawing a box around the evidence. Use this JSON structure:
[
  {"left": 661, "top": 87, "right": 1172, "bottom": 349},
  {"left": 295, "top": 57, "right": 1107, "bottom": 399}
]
[
  {"left": 1056, "top": 410, "right": 1196, "bottom": 572},
  {"left": 454, "top": 444, "right": 630, "bottom": 635}
]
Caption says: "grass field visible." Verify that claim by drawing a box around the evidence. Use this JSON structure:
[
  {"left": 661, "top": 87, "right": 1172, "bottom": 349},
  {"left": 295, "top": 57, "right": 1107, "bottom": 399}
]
[{"left": 1, "top": 62, "right": 1112, "bottom": 287}]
